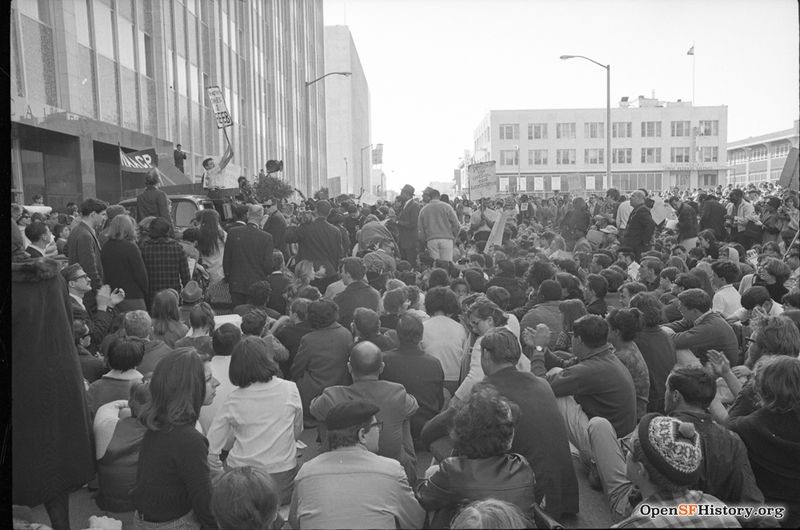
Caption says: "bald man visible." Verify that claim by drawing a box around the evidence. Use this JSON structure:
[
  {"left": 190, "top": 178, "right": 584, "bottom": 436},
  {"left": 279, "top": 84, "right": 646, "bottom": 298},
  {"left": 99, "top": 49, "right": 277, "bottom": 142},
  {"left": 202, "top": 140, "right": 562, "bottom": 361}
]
[
  {"left": 310, "top": 341, "right": 419, "bottom": 484},
  {"left": 621, "top": 190, "right": 656, "bottom": 260}
]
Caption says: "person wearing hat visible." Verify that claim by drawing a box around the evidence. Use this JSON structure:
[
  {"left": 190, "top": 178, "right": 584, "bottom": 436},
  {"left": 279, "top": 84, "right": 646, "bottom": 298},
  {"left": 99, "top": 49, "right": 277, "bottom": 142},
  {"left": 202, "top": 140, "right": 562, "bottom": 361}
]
[
  {"left": 611, "top": 414, "right": 741, "bottom": 528},
  {"left": 289, "top": 399, "right": 425, "bottom": 529},
  {"left": 178, "top": 280, "right": 203, "bottom": 322},
  {"left": 599, "top": 225, "right": 620, "bottom": 251},
  {"left": 396, "top": 184, "right": 422, "bottom": 266}
]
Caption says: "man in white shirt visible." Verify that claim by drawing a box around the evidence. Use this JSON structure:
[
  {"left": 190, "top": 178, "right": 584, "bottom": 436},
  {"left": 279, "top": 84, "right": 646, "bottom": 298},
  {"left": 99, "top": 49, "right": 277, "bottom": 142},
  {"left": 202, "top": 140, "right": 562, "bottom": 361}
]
[{"left": 710, "top": 261, "right": 742, "bottom": 318}]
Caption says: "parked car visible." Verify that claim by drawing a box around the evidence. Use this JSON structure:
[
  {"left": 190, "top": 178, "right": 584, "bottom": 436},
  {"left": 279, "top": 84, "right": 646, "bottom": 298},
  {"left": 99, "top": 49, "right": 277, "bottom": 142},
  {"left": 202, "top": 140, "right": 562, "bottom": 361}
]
[{"left": 119, "top": 194, "right": 232, "bottom": 236}]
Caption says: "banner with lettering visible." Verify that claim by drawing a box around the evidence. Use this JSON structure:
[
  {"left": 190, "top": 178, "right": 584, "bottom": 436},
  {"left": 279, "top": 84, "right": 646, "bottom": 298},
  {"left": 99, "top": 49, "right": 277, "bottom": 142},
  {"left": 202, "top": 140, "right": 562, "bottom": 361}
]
[{"left": 120, "top": 148, "right": 158, "bottom": 173}]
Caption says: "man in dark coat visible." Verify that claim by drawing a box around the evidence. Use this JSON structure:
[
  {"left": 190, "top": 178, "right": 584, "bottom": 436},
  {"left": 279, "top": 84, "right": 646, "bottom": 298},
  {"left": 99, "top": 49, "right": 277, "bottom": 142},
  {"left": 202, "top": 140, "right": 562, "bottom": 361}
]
[
  {"left": 699, "top": 193, "right": 727, "bottom": 241},
  {"left": 67, "top": 198, "right": 108, "bottom": 312},
  {"left": 395, "top": 185, "right": 422, "bottom": 266},
  {"left": 136, "top": 170, "right": 171, "bottom": 224},
  {"left": 286, "top": 200, "right": 342, "bottom": 294},
  {"left": 621, "top": 190, "right": 655, "bottom": 259},
  {"left": 223, "top": 204, "right": 274, "bottom": 307},
  {"left": 333, "top": 257, "right": 381, "bottom": 330},
  {"left": 62, "top": 263, "right": 124, "bottom": 351},
  {"left": 668, "top": 196, "right": 699, "bottom": 250},
  {"left": 482, "top": 327, "right": 580, "bottom": 518},
  {"left": 13, "top": 255, "right": 96, "bottom": 529},
  {"left": 263, "top": 199, "right": 288, "bottom": 260}
]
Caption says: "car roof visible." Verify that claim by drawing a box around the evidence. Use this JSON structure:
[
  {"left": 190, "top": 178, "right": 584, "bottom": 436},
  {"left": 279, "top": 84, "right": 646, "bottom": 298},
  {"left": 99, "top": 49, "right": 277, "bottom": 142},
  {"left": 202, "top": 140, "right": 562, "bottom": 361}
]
[{"left": 120, "top": 194, "right": 210, "bottom": 205}]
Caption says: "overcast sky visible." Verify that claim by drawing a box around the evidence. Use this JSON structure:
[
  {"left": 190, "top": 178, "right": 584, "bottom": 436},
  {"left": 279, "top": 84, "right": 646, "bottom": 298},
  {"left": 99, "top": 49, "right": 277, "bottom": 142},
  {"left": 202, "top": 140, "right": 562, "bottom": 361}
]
[{"left": 322, "top": 0, "right": 799, "bottom": 194}]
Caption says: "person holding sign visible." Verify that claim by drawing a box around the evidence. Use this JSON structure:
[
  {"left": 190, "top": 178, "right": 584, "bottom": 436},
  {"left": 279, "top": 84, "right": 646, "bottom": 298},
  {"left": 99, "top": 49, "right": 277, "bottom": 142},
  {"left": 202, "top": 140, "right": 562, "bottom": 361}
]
[{"left": 201, "top": 137, "right": 234, "bottom": 192}]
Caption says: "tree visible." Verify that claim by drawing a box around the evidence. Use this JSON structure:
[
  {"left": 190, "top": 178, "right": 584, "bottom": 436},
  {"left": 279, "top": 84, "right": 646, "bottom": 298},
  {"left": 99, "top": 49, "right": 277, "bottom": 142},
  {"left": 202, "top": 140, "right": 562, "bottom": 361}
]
[{"left": 255, "top": 175, "right": 294, "bottom": 202}]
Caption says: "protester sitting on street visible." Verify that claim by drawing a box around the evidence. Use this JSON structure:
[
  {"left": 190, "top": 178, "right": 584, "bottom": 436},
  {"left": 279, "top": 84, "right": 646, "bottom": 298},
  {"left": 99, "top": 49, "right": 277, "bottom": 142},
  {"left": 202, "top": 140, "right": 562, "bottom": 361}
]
[
  {"left": 606, "top": 308, "right": 651, "bottom": 421},
  {"left": 553, "top": 299, "right": 589, "bottom": 353},
  {"left": 584, "top": 273, "right": 609, "bottom": 317},
  {"left": 233, "top": 280, "right": 281, "bottom": 319},
  {"left": 74, "top": 319, "right": 108, "bottom": 384},
  {"left": 629, "top": 293, "right": 677, "bottom": 414},
  {"left": 174, "top": 302, "right": 216, "bottom": 357},
  {"left": 351, "top": 307, "right": 397, "bottom": 351},
  {"left": 240, "top": 309, "right": 290, "bottom": 370},
  {"left": 150, "top": 288, "right": 189, "bottom": 348},
  {"left": 212, "top": 467, "right": 281, "bottom": 530},
  {"left": 289, "top": 400, "right": 425, "bottom": 529},
  {"left": 416, "top": 385, "right": 536, "bottom": 528},
  {"left": 207, "top": 336, "right": 303, "bottom": 505},
  {"left": 520, "top": 279, "right": 563, "bottom": 349},
  {"left": 710, "top": 260, "right": 743, "bottom": 318},
  {"left": 333, "top": 257, "right": 382, "bottom": 330},
  {"left": 93, "top": 382, "right": 150, "bottom": 513},
  {"left": 291, "top": 299, "right": 354, "bottom": 421},
  {"left": 420, "top": 286, "right": 468, "bottom": 396},
  {"left": 86, "top": 337, "right": 145, "bottom": 417},
  {"left": 665, "top": 288, "right": 740, "bottom": 366},
  {"left": 619, "top": 281, "right": 647, "bottom": 308},
  {"left": 198, "top": 323, "right": 243, "bottom": 434},
  {"left": 130, "top": 349, "right": 219, "bottom": 530},
  {"left": 381, "top": 287, "right": 411, "bottom": 331},
  {"left": 62, "top": 263, "right": 123, "bottom": 351},
  {"left": 119, "top": 310, "right": 171, "bottom": 379}
]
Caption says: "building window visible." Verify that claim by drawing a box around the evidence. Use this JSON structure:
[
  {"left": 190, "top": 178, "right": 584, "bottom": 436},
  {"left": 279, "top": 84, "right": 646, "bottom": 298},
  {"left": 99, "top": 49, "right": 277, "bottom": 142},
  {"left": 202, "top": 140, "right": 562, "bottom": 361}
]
[
  {"left": 641, "top": 148, "right": 661, "bottom": 164},
  {"left": 584, "top": 122, "right": 604, "bottom": 139},
  {"left": 641, "top": 121, "right": 661, "bottom": 137},
  {"left": 556, "top": 149, "right": 576, "bottom": 165},
  {"left": 612, "top": 122, "right": 632, "bottom": 138},
  {"left": 529, "top": 149, "right": 547, "bottom": 165},
  {"left": 772, "top": 144, "right": 789, "bottom": 158},
  {"left": 499, "top": 124, "right": 519, "bottom": 140},
  {"left": 584, "top": 148, "right": 604, "bottom": 164},
  {"left": 699, "top": 146, "right": 718, "bottom": 163},
  {"left": 500, "top": 149, "right": 518, "bottom": 166},
  {"left": 556, "top": 123, "right": 576, "bottom": 139},
  {"left": 612, "top": 148, "right": 632, "bottom": 164},
  {"left": 671, "top": 121, "right": 691, "bottom": 137},
  {"left": 670, "top": 147, "right": 691, "bottom": 163},
  {"left": 528, "top": 123, "right": 547, "bottom": 140},
  {"left": 20, "top": 14, "right": 58, "bottom": 107},
  {"left": 698, "top": 120, "right": 719, "bottom": 136}
]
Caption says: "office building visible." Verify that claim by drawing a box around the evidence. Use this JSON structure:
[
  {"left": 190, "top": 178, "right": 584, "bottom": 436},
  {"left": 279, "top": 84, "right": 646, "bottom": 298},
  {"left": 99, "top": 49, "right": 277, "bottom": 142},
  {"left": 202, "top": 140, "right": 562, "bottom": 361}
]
[
  {"left": 10, "top": 0, "right": 326, "bottom": 206},
  {"left": 324, "top": 25, "right": 372, "bottom": 196},
  {"left": 468, "top": 97, "right": 728, "bottom": 197},
  {"left": 727, "top": 120, "right": 799, "bottom": 186}
]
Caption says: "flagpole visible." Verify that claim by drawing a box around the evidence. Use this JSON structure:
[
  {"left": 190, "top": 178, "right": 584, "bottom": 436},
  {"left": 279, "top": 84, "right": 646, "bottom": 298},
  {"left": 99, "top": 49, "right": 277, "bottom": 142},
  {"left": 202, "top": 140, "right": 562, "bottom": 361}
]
[
  {"left": 691, "top": 42, "right": 695, "bottom": 104},
  {"left": 118, "top": 141, "right": 123, "bottom": 198}
]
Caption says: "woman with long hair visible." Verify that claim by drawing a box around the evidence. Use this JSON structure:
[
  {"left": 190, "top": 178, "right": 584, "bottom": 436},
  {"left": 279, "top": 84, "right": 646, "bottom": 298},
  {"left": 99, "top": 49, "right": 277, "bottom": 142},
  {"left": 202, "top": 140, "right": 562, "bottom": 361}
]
[
  {"left": 606, "top": 308, "right": 650, "bottom": 421},
  {"left": 207, "top": 336, "right": 303, "bottom": 505},
  {"left": 196, "top": 209, "right": 226, "bottom": 284},
  {"left": 283, "top": 260, "right": 315, "bottom": 305},
  {"left": 131, "top": 348, "right": 219, "bottom": 530},
  {"left": 101, "top": 214, "right": 149, "bottom": 312},
  {"left": 150, "top": 289, "right": 189, "bottom": 348},
  {"left": 629, "top": 292, "right": 676, "bottom": 414},
  {"left": 553, "top": 299, "right": 588, "bottom": 352}
]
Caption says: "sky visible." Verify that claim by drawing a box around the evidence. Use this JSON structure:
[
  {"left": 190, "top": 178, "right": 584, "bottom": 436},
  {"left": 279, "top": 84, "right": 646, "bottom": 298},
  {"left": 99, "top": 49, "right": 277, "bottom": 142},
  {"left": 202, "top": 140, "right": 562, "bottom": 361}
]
[{"left": 322, "top": 0, "right": 799, "bottom": 194}]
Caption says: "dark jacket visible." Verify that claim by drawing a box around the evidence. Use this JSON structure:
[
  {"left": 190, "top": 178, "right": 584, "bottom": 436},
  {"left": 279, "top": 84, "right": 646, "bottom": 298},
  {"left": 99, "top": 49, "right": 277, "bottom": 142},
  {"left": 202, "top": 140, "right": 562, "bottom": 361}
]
[
  {"left": 333, "top": 280, "right": 381, "bottom": 329},
  {"left": 223, "top": 223, "right": 274, "bottom": 296},
  {"left": 560, "top": 208, "right": 591, "bottom": 240},
  {"left": 633, "top": 327, "right": 677, "bottom": 414},
  {"left": 12, "top": 259, "right": 95, "bottom": 506},
  {"left": 101, "top": 238, "right": 149, "bottom": 300},
  {"left": 621, "top": 205, "right": 655, "bottom": 257},
  {"left": 671, "top": 410, "right": 764, "bottom": 506},
  {"left": 70, "top": 296, "right": 115, "bottom": 351},
  {"left": 136, "top": 186, "right": 171, "bottom": 223},
  {"left": 291, "top": 323, "right": 353, "bottom": 416},
  {"left": 67, "top": 221, "right": 104, "bottom": 290},
  {"left": 141, "top": 237, "right": 190, "bottom": 302},
  {"left": 267, "top": 271, "right": 291, "bottom": 315},
  {"left": 700, "top": 199, "right": 727, "bottom": 241},
  {"left": 381, "top": 345, "right": 445, "bottom": 440},
  {"left": 520, "top": 301, "right": 562, "bottom": 349},
  {"left": 586, "top": 297, "right": 608, "bottom": 317},
  {"left": 486, "top": 273, "right": 528, "bottom": 310},
  {"left": 264, "top": 211, "right": 287, "bottom": 257},
  {"left": 97, "top": 417, "right": 147, "bottom": 512},
  {"left": 485, "top": 367, "right": 580, "bottom": 517},
  {"left": 666, "top": 311, "right": 739, "bottom": 365},
  {"left": 548, "top": 346, "right": 637, "bottom": 437},
  {"left": 416, "top": 453, "right": 535, "bottom": 529},
  {"left": 396, "top": 199, "right": 422, "bottom": 250},
  {"left": 286, "top": 217, "right": 343, "bottom": 278},
  {"left": 675, "top": 203, "right": 699, "bottom": 240}
]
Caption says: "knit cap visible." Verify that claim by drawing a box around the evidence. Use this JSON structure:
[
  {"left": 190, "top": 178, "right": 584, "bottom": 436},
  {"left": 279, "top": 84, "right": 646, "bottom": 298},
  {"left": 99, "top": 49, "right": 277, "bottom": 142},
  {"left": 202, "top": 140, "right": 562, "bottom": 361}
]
[{"left": 637, "top": 413, "right": 702, "bottom": 486}]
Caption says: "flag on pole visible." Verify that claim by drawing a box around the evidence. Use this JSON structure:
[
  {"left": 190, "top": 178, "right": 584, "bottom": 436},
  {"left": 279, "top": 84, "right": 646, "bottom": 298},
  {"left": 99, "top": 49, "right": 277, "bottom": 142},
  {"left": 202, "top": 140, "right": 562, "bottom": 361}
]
[
  {"left": 686, "top": 45, "right": 694, "bottom": 55},
  {"left": 119, "top": 147, "right": 158, "bottom": 173}
]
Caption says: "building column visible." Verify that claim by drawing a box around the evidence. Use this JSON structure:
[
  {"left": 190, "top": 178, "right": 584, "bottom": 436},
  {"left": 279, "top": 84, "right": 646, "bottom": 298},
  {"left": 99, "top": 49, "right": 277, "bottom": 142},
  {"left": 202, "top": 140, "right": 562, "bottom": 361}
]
[{"left": 79, "top": 136, "right": 98, "bottom": 199}]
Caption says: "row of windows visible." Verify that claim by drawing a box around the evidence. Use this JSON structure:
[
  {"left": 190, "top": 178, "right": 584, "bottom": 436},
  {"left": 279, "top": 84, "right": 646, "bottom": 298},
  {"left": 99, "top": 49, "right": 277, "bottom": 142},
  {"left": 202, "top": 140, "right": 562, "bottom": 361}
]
[
  {"left": 500, "top": 119, "right": 720, "bottom": 140},
  {"left": 509, "top": 172, "right": 663, "bottom": 193},
  {"left": 729, "top": 144, "right": 793, "bottom": 164},
  {"left": 499, "top": 146, "right": 718, "bottom": 166}
]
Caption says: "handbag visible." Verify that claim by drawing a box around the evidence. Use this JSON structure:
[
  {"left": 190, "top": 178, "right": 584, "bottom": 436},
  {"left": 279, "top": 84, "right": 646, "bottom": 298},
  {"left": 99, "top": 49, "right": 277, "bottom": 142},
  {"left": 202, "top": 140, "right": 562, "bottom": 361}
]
[{"left": 205, "top": 279, "right": 232, "bottom": 307}]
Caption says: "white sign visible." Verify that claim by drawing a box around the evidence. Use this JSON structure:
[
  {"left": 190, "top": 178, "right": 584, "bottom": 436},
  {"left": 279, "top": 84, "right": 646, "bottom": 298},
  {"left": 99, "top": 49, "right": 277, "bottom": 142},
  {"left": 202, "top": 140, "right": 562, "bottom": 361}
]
[
  {"left": 206, "top": 86, "right": 233, "bottom": 128},
  {"left": 467, "top": 161, "right": 498, "bottom": 199},
  {"left": 498, "top": 177, "right": 509, "bottom": 192},
  {"left": 534, "top": 177, "right": 544, "bottom": 191},
  {"left": 518, "top": 176, "right": 527, "bottom": 192},
  {"left": 586, "top": 176, "right": 595, "bottom": 189},
  {"left": 552, "top": 176, "right": 561, "bottom": 191}
]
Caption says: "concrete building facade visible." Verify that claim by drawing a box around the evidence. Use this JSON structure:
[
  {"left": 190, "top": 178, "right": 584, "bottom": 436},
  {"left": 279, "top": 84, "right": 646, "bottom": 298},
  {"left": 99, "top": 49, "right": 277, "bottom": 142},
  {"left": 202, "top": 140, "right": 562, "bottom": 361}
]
[
  {"left": 469, "top": 97, "right": 728, "bottom": 197},
  {"left": 727, "top": 120, "right": 799, "bottom": 187},
  {"left": 10, "top": 0, "right": 326, "bottom": 206},
  {"left": 324, "top": 25, "right": 372, "bottom": 196}
]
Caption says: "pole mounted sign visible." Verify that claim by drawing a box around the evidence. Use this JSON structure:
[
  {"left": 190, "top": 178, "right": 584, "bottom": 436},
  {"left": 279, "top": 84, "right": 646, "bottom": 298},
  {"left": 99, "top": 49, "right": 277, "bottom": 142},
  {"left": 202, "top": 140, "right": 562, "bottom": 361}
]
[
  {"left": 207, "top": 86, "right": 233, "bottom": 129},
  {"left": 467, "top": 161, "right": 498, "bottom": 200}
]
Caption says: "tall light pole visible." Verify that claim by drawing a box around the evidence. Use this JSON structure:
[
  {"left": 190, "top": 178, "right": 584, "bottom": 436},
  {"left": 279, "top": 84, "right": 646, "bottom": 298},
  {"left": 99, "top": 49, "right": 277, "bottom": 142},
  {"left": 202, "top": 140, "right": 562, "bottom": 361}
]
[
  {"left": 514, "top": 144, "right": 521, "bottom": 193},
  {"left": 561, "top": 55, "right": 611, "bottom": 190},
  {"left": 305, "top": 71, "right": 351, "bottom": 195},
  {"left": 360, "top": 144, "right": 372, "bottom": 196}
]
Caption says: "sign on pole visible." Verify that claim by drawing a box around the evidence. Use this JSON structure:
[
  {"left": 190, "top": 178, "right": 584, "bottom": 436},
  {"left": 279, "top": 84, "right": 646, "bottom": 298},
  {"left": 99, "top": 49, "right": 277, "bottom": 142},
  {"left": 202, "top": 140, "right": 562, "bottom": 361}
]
[
  {"left": 467, "top": 161, "right": 498, "bottom": 199},
  {"left": 119, "top": 148, "right": 158, "bottom": 173},
  {"left": 207, "top": 86, "right": 233, "bottom": 129}
]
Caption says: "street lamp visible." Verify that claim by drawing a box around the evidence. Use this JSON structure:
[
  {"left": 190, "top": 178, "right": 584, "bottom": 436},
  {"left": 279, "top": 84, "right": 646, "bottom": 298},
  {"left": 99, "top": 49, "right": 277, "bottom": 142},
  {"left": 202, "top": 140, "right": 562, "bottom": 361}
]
[
  {"left": 360, "top": 144, "right": 372, "bottom": 196},
  {"left": 560, "top": 54, "right": 611, "bottom": 190},
  {"left": 514, "top": 144, "right": 521, "bottom": 194},
  {"left": 305, "top": 71, "right": 352, "bottom": 195}
]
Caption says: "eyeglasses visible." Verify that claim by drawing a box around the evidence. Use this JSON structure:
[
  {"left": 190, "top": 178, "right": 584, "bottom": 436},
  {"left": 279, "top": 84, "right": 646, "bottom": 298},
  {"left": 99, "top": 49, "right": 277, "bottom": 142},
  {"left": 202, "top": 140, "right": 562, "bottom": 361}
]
[
  {"left": 367, "top": 421, "right": 383, "bottom": 433},
  {"left": 744, "top": 337, "right": 756, "bottom": 346}
]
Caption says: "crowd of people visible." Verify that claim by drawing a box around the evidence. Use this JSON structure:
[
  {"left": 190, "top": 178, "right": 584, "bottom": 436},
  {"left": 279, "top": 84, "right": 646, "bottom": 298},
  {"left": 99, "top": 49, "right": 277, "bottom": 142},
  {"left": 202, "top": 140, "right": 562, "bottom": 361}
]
[{"left": 11, "top": 173, "right": 800, "bottom": 530}]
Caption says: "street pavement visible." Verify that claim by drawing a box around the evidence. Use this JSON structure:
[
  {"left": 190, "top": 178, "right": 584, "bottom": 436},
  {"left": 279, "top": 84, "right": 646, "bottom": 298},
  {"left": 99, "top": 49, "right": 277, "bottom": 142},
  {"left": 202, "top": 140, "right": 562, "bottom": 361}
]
[{"left": 24, "top": 426, "right": 613, "bottom": 529}]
